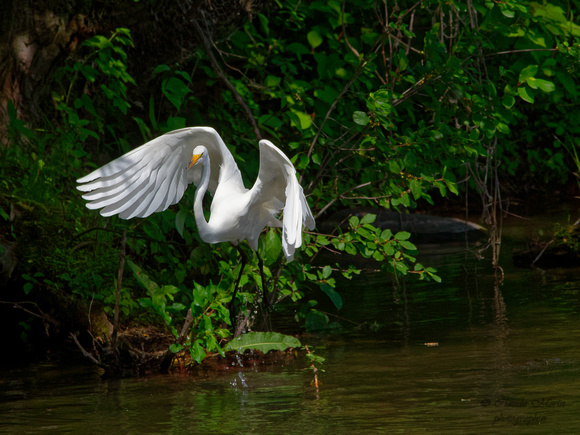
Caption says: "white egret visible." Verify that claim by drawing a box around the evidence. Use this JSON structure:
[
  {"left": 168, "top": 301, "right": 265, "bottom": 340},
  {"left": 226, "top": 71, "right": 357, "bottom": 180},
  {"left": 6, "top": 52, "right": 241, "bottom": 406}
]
[{"left": 77, "top": 126, "right": 315, "bottom": 316}]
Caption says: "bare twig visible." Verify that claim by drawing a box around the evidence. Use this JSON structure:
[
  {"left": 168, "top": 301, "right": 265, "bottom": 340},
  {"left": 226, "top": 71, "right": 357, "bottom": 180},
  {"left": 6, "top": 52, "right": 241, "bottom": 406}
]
[
  {"left": 315, "top": 181, "right": 372, "bottom": 219},
  {"left": 69, "top": 332, "right": 106, "bottom": 367},
  {"left": 487, "top": 48, "right": 558, "bottom": 57},
  {"left": 341, "top": 0, "right": 360, "bottom": 58},
  {"left": 192, "top": 19, "right": 262, "bottom": 141},
  {"left": 303, "top": 60, "right": 368, "bottom": 170},
  {"left": 5, "top": 301, "right": 55, "bottom": 336}
]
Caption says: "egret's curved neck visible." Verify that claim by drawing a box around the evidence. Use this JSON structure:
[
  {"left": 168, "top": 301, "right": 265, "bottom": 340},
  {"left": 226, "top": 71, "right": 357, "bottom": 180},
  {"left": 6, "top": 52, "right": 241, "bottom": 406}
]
[{"left": 193, "top": 156, "right": 213, "bottom": 241}]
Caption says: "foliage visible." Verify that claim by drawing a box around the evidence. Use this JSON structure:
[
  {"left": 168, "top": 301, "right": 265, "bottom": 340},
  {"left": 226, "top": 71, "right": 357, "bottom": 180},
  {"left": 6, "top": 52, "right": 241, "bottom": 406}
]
[
  {"left": 2, "top": 0, "right": 580, "bottom": 369},
  {"left": 224, "top": 332, "right": 301, "bottom": 353}
]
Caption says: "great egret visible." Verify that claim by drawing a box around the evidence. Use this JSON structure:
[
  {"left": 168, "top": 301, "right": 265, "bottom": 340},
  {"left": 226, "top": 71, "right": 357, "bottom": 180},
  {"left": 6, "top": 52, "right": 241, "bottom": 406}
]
[{"left": 77, "top": 126, "right": 315, "bottom": 316}]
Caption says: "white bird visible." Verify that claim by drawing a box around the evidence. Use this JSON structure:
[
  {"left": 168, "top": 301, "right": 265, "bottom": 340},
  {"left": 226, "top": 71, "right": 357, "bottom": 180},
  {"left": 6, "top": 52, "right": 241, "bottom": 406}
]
[{"left": 77, "top": 126, "right": 315, "bottom": 313}]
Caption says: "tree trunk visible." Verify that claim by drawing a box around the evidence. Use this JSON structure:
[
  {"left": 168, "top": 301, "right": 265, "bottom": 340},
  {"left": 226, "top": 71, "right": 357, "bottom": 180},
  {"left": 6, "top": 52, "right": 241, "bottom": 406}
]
[{"left": 0, "top": 1, "right": 93, "bottom": 144}]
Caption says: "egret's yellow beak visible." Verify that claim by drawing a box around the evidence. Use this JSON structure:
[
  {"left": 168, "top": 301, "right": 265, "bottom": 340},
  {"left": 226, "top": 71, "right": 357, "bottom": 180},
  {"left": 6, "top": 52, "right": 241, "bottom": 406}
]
[{"left": 187, "top": 153, "right": 203, "bottom": 169}]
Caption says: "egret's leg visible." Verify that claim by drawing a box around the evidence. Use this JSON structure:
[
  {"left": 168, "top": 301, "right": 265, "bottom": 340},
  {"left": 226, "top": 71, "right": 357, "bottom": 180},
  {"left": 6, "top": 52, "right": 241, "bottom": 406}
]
[
  {"left": 229, "top": 245, "right": 247, "bottom": 322},
  {"left": 257, "top": 252, "right": 269, "bottom": 307}
]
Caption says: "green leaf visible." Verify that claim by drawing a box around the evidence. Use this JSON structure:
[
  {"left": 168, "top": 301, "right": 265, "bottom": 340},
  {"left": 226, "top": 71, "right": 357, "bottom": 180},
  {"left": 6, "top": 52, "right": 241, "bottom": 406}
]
[
  {"left": 288, "top": 110, "right": 312, "bottom": 130},
  {"left": 534, "top": 78, "right": 555, "bottom": 93},
  {"left": 224, "top": 332, "right": 301, "bottom": 353},
  {"left": 175, "top": 208, "right": 188, "bottom": 238},
  {"left": 501, "top": 8, "right": 515, "bottom": 18},
  {"left": 502, "top": 95, "right": 515, "bottom": 109},
  {"left": 517, "top": 86, "right": 534, "bottom": 103},
  {"left": 307, "top": 30, "right": 323, "bottom": 49},
  {"left": 389, "top": 160, "right": 401, "bottom": 174},
  {"left": 496, "top": 122, "right": 511, "bottom": 134},
  {"left": 191, "top": 340, "right": 207, "bottom": 363},
  {"left": 169, "top": 343, "right": 183, "bottom": 353},
  {"left": 261, "top": 228, "right": 282, "bottom": 265},
  {"left": 162, "top": 77, "right": 190, "bottom": 111},
  {"left": 320, "top": 283, "right": 343, "bottom": 310},
  {"left": 353, "top": 111, "right": 370, "bottom": 125},
  {"left": 445, "top": 179, "right": 459, "bottom": 195},
  {"left": 379, "top": 229, "right": 393, "bottom": 241},
  {"left": 127, "top": 259, "right": 160, "bottom": 293},
  {"left": 409, "top": 179, "right": 422, "bottom": 199},
  {"left": 398, "top": 240, "right": 417, "bottom": 251},
  {"left": 394, "top": 231, "right": 411, "bottom": 241},
  {"left": 349, "top": 216, "right": 360, "bottom": 227},
  {"left": 519, "top": 65, "right": 538, "bottom": 82},
  {"left": 264, "top": 75, "right": 281, "bottom": 88},
  {"left": 360, "top": 213, "right": 376, "bottom": 225},
  {"left": 152, "top": 64, "right": 171, "bottom": 75}
]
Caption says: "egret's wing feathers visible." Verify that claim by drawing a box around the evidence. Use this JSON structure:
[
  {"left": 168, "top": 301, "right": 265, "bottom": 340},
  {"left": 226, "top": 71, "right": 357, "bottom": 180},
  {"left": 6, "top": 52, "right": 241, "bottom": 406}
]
[
  {"left": 77, "top": 127, "right": 243, "bottom": 219},
  {"left": 251, "top": 140, "right": 315, "bottom": 261}
]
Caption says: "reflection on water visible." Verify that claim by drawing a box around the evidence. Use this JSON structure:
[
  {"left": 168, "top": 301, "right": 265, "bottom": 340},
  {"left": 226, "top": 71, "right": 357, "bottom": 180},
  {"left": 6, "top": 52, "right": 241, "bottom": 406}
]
[{"left": 1, "top": 214, "right": 580, "bottom": 433}]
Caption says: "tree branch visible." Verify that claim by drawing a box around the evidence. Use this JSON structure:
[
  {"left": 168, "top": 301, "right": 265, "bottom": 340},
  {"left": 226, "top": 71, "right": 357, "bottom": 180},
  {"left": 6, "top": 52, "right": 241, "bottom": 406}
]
[{"left": 193, "top": 19, "right": 262, "bottom": 141}]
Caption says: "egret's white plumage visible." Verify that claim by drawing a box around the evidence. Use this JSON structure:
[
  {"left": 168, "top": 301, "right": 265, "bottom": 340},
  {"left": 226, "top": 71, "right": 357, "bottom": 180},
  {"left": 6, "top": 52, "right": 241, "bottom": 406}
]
[{"left": 77, "top": 127, "right": 315, "bottom": 261}]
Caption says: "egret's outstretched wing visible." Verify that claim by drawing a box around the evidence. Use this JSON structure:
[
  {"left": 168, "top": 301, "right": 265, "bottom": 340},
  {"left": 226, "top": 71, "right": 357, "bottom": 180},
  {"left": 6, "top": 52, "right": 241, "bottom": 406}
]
[
  {"left": 250, "top": 140, "right": 315, "bottom": 260},
  {"left": 77, "top": 127, "right": 242, "bottom": 219}
]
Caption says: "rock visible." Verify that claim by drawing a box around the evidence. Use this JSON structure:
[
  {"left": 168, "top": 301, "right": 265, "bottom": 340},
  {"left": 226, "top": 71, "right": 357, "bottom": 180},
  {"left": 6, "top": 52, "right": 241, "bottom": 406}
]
[{"left": 321, "top": 208, "right": 486, "bottom": 242}]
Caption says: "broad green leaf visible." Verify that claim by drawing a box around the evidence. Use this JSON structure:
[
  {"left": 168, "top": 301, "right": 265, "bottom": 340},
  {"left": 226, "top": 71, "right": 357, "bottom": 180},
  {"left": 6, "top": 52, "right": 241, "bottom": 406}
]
[
  {"left": 397, "top": 49, "right": 408, "bottom": 70},
  {"left": 289, "top": 110, "right": 312, "bottom": 130},
  {"left": 519, "top": 65, "right": 538, "bottom": 82},
  {"left": 394, "top": 231, "right": 411, "bottom": 241},
  {"left": 517, "top": 86, "right": 534, "bottom": 103},
  {"left": 152, "top": 64, "right": 171, "bottom": 75},
  {"left": 175, "top": 208, "right": 188, "bottom": 238},
  {"left": 445, "top": 179, "right": 459, "bottom": 195},
  {"left": 501, "top": 8, "right": 515, "bottom": 18},
  {"left": 261, "top": 228, "right": 282, "bottom": 265},
  {"left": 410, "top": 179, "right": 422, "bottom": 199},
  {"left": 353, "top": 111, "right": 370, "bottom": 125},
  {"left": 360, "top": 213, "right": 376, "bottom": 225},
  {"left": 191, "top": 340, "right": 207, "bottom": 363},
  {"left": 389, "top": 160, "right": 401, "bottom": 174},
  {"left": 320, "top": 283, "right": 343, "bottom": 310},
  {"left": 259, "top": 13, "right": 269, "bottom": 35},
  {"left": 335, "top": 67, "right": 347, "bottom": 78},
  {"left": 502, "top": 95, "right": 515, "bottom": 109},
  {"left": 404, "top": 151, "right": 417, "bottom": 169},
  {"left": 535, "top": 78, "right": 555, "bottom": 93},
  {"left": 265, "top": 75, "right": 281, "bottom": 88},
  {"left": 400, "top": 192, "right": 411, "bottom": 207},
  {"left": 169, "top": 343, "right": 183, "bottom": 353},
  {"left": 380, "top": 229, "right": 393, "bottom": 241},
  {"left": 496, "top": 122, "right": 511, "bottom": 134},
  {"left": 224, "top": 332, "right": 301, "bottom": 353},
  {"left": 127, "top": 258, "right": 159, "bottom": 293},
  {"left": 307, "top": 30, "right": 323, "bottom": 49},
  {"left": 162, "top": 77, "right": 190, "bottom": 111},
  {"left": 399, "top": 240, "right": 417, "bottom": 251}
]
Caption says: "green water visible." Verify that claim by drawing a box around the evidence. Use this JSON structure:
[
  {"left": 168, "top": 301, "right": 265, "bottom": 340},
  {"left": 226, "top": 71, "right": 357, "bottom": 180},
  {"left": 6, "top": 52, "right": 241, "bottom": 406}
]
[{"left": 1, "top": 214, "right": 580, "bottom": 433}]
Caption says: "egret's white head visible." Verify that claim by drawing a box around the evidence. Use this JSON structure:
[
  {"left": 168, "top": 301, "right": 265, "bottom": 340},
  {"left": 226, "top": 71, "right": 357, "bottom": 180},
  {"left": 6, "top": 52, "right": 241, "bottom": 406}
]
[{"left": 188, "top": 145, "right": 207, "bottom": 169}]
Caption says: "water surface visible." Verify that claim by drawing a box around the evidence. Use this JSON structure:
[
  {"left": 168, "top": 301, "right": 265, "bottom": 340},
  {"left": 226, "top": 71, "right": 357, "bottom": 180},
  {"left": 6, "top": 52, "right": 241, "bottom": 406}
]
[{"left": 1, "top": 212, "right": 579, "bottom": 433}]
